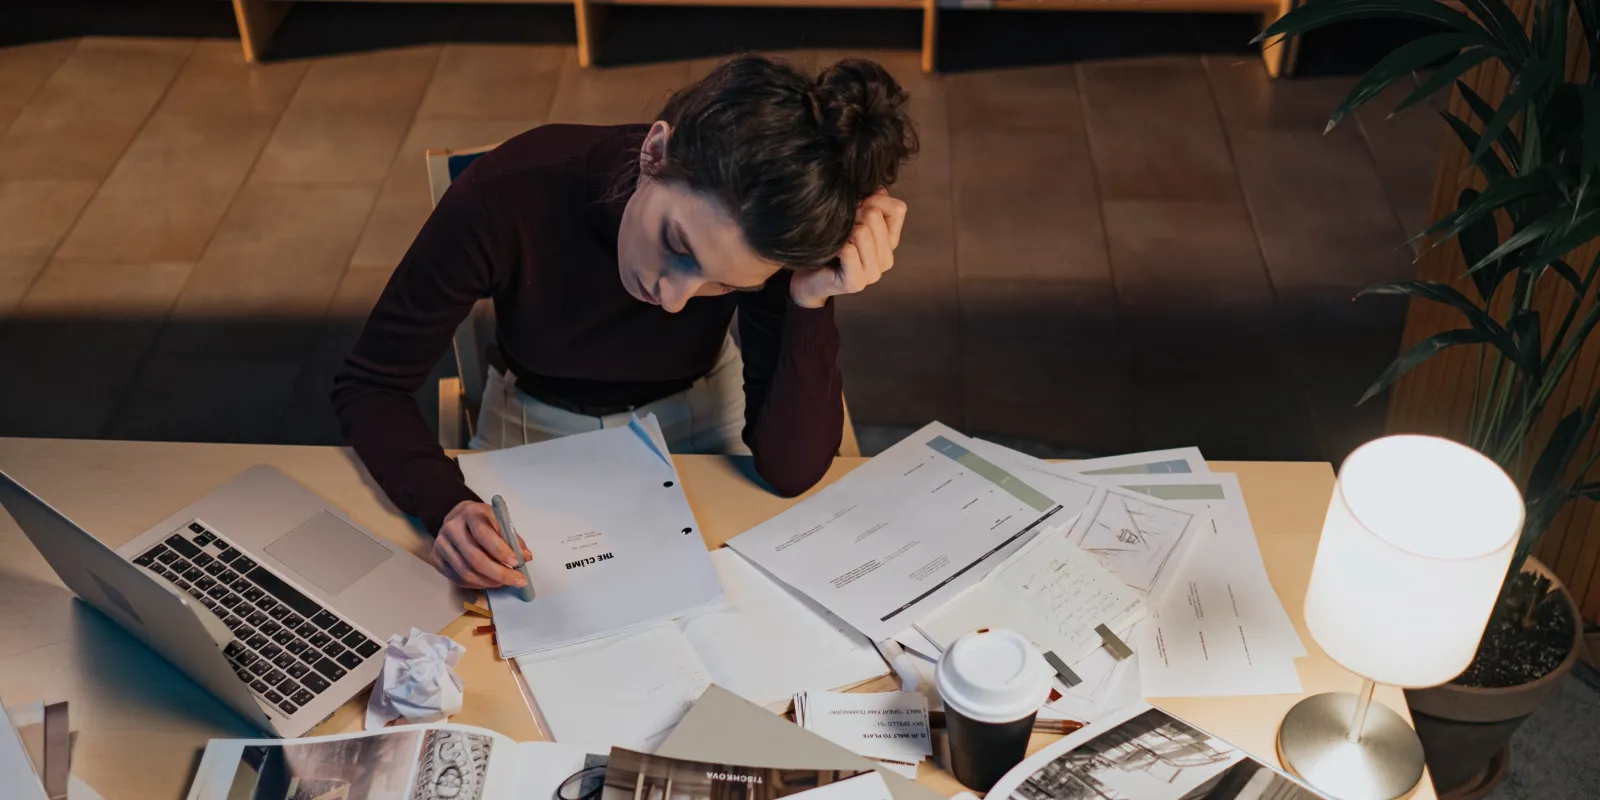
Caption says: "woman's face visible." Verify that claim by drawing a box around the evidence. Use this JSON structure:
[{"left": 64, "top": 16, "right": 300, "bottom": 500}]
[{"left": 617, "top": 122, "right": 784, "bottom": 313}]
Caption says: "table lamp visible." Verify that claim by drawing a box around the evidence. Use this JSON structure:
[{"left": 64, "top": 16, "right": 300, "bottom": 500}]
[{"left": 1277, "top": 435, "right": 1522, "bottom": 800}]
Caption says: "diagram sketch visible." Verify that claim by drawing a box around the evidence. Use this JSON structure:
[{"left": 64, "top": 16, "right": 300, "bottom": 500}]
[{"left": 1070, "top": 490, "right": 1195, "bottom": 596}]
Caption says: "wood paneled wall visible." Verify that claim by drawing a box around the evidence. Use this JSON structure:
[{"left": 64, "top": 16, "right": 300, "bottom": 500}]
[{"left": 1385, "top": 3, "right": 1600, "bottom": 622}]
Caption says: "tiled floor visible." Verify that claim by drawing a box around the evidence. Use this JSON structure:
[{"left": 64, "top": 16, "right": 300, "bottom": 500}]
[{"left": 0, "top": 5, "right": 1440, "bottom": 463}]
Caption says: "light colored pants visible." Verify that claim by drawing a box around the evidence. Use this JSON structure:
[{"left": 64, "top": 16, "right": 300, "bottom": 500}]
[{"left": 469, "top": 335, "right": 751, "bottom": 455}]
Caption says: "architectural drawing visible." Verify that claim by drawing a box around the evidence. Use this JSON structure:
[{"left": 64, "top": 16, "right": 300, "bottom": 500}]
[{"left": 1070, "top": 490, "right": 1195, "bottom": 595}]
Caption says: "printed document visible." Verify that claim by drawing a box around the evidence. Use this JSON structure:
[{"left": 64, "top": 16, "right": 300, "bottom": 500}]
[
  {"left": 726, "top": 422, "right": 1069, "bottom": 641},
  {"left": 458, "top": 415, "right": 722, "bottom": 657},
  {"left": 794, "top": 691, "right": 932, "bottom": 763},
  {"left": 1016, "top": 465, "right": 1307, "bottom": 696}
]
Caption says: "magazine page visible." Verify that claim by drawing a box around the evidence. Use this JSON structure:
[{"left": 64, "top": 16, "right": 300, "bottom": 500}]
[
  {"left": 601, "top": 748, "right": 890, "bottom": 800},
  {"left": 184, "top": 723, "right": 521, "bottom": 800},
  {"left": 986, "top": 703, "right": 1330, "bottom": 800}
]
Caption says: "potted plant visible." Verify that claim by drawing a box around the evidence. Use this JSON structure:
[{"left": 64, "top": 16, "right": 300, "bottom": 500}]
[{"left": 1260, "top": 1, "right": 1599, "bottom": 796}]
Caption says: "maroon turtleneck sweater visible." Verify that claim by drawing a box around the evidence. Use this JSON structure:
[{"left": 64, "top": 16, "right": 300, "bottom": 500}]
[{"left": 332, "top": 124, "right": 844, "bottom": 534}]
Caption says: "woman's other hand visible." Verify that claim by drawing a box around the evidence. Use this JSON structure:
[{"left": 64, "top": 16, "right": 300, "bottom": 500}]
[
  {"left": 790, "top": 190, "right": 906, "bottom": 309},
  {"left": 429, "top": 500, "right": 534, "bottom": 589}
]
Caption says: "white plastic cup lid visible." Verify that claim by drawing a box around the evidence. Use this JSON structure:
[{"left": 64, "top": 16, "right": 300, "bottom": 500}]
[{"left": 935, "top": 628, "right": 1053, "bottom": 724}]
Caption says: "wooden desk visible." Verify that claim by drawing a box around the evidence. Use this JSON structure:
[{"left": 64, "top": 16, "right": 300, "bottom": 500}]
[{"left": 0, "top": 438, "right": 1435, "bottom": 799}]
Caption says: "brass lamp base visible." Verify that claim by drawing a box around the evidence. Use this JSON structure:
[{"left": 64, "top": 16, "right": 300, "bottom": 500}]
[{"left": 1276, "top": 690, "right": 1425, "bottom": 800}]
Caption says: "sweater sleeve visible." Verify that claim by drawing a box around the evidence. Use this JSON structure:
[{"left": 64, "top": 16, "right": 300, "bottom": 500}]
[
  {"left": 736, "top": 274, "right": 845, "bottom": 497},
  {"left": 331, "top": 178, "right": 505, "bottom": 533}
]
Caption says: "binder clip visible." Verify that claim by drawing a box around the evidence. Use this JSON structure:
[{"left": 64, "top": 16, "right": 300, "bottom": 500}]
[
  {"left": 1043, "top": 651, "right": 1083, "bottom": 688},
  {"left": 1094, "top": 623, "right": 1134, "bottom": 660}
]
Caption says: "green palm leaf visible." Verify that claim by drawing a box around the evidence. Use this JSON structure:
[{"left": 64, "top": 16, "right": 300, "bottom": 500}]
[
  {"left": 1257, "top": 0, "right": 1498, "bottom": 44},
  {"left": 1459, "top": 81, "right": 1524, "bottom": 173},
  {"left": 1359, "top": 328, "right": 1497, "bottom": 405},
  {"left": 1440, "top": 109, "right": 1512, "bottom": 179},
  {"left": 1328, "top": 34, "right": 1484, "bottom": 131},
  {"left": 1395, "top": 48, "right": 1496, "bottom": 115},
  {"left": 1474, "top": 60, "right": 1556, "bottom": 163}
]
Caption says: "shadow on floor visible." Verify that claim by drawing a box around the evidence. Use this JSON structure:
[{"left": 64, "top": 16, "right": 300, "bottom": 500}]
[
  {"left": 1484, "top": 661, "right": 1600, "bottom": 800},
  {"left": 0, "top": 292, "right": 1399, "bottom": 465}
]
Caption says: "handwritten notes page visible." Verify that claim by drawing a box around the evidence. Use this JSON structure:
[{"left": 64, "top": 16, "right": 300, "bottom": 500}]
[{"left": 914, "top": 525, "right": 1144, "bottom": 664}]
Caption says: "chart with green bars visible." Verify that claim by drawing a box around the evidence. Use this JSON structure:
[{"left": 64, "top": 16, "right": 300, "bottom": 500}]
[
  {"left": 1119, "top": 483, "right": 1227, "bottom": 501},
  {"left": 925, "top": 435, "right": 1058, "bottom": 513}
]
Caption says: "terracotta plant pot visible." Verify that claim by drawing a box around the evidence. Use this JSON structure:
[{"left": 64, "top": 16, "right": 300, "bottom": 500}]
[{"left": 1404, "top": 558, "right": 1583, "bottom": 799}]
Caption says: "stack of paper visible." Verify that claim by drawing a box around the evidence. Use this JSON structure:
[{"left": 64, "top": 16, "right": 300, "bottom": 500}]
[
  {"left": 965, "top": 441, "right": 1306, "bottom": 698},
  {"left": 458, "top": 415, "right": 723, "bottom": 657},
  {"left": 793, "top": 691, "right": 931, "bottom": 778},
  {"left": 514, "top": 549, "right": 891, "bottom": 750},
  {"left": 727, "top": 422, "right": 1088, "bottom": 644}
]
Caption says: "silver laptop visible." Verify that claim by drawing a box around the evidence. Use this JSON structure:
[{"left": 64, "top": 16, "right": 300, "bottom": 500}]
[{"left": 0, "top": 465, "right": 466, "bottom": 738}]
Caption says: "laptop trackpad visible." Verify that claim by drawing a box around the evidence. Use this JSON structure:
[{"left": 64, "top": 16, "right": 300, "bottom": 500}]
[{"left": 265, "top": 512, "right": 393, "bottom": 596}]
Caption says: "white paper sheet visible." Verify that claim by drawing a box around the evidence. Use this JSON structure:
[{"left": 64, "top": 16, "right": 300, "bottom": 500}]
[
  {"left": 726, "top": 422, "right": 1069, "bottom": 642},
  {"left": 1, "top": 699, "right": 47, "bottom": 800},
  {"left": 1092, "top": 473, "right": 1305, "bottom": 660},
  {"left": 512, "top": 741, "right": 596, "bottom": 800},
  {"left": 515, "top": 623, "right": 712, "bottom": 752},
  {"left": 683, "top": 550, "right": 888, "bottom": 707},
  {"left": 891, "top": 627, "right": 942, "bottom": 661},
  {"left": 1037, "top": 646, "right": 1140, "bottom": 723},
  {"left": 461, "top": 415, "right": 723, "bottom": 657},
  {"left": 1066, "top": 487, "right": 1204, "bottom": 600},
  {"left": 799, "top": 772, "right": 896, "bottom": 800},
  {"left": 914, "top": 524, "right": 1143, "bottom": 664}
]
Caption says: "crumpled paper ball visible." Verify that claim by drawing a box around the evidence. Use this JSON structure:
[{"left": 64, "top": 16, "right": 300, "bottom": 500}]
[{"left": 364, "top": 627, "right": 466, "bottom": 730}]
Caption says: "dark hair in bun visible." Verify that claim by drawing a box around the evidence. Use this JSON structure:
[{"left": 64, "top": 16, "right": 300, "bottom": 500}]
[{"left": 647, "top": 55, "right": 918, "bottom": 269}]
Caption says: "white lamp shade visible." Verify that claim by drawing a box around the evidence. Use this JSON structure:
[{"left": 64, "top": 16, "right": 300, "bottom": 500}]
[{"left": 1304, "top": 435, "right": 1522, "bottom": 688}]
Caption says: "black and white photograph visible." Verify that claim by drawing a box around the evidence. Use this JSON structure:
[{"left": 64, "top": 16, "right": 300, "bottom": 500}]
[
  {"left": 1007, "top": 708, "right": 1323, "bottom": 800},
  {"left": 228, "top": 731, "right": 423, "bottom": 800},
  {"left": 411, "top": 730, "right": 494, "bottom": 800},
  {"left": 601, "top": 748, "right": 873, "bottom": 800}
]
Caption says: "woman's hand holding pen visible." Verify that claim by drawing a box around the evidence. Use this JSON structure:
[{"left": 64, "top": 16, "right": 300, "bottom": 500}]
[
  {"left": 789, "top": 190, "right": 907, "bottom": 309},
  {"left": 431, "top": 500, "right": 533, "bottom": 589}
]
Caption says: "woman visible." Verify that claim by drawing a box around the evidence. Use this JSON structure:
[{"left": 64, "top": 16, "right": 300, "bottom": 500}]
[{"left": 333, "top": 56, "right": 917, "bottom": 590}]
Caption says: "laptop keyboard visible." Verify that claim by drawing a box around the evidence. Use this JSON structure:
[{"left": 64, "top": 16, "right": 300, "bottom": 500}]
[{"left": 132, "top": 521, "right": 383, "bottom": 718}]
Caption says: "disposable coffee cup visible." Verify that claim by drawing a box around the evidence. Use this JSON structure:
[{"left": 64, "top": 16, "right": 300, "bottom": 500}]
[{"left": 934, "top": 628, "right": 1053, "bottom": 792}]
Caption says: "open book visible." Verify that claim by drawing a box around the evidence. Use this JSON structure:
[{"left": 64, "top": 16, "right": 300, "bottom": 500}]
[
  {"left": 184, "top": 723, "right": 598, "bottom": 800},
  {"left": 182, "top": 720, "right": 894, "bottom": 800},
  {"left": 987, "top": 703, "right": 1332, "bottom": 800}
]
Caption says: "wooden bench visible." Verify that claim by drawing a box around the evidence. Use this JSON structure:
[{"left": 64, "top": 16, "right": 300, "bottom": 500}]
[{"left": 231, "top": 0, "right": 1299, "bottom": 75}]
